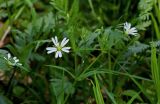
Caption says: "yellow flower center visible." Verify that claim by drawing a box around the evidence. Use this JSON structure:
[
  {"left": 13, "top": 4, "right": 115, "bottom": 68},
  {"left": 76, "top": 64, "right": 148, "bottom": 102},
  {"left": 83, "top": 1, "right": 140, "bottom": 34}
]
[{"left": 57, "top": 44, "right": 62, "bottom": 51}]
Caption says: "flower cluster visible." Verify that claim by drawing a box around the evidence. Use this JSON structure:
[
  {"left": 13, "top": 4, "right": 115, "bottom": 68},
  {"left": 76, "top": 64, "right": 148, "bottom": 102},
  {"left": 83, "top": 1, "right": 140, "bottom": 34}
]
[
  {"left": 46, "top": 22, "right": 138, "bottom": 58},
  {"left": 46, "top": 36, "right": 71, "bottom": 58},
  {"left": 124, "top": 22, "right": 137, "bottom": 36},
  {"left": 4, "top": 53, "right": 22, "bottom": 67}
]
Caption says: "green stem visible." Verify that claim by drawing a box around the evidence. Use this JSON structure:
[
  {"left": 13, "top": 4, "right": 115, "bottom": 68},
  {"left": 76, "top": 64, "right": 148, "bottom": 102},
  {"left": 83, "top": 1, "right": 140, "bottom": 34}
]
[
  {"left": 5, "top": 0, "right": 12, "bottom": 25},
  {"left": 108, "top": 52, "right": 113, "bottom": 92},
  {"left": 61, "top": 69, "right": 65, "bottom": 104},
  {"left": 112, "top": 37, "right": 137, "bottom": 70},
  {"left": 74, "top": 55, "right": 78, "bottom": 75},
  {"left": 5, "top": 68, "right": 16, "bottom": 95},
  {"left": 88, "top": 0, "right": 96, "bottom": 17},
  {"left": 79, "top": 53, "right": 103, "bottom": 78}
]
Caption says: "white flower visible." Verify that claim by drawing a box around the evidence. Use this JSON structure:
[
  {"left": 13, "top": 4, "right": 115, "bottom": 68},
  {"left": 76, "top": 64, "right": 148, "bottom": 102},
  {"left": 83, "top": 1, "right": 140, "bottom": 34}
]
[
  {"left": 46, "top": 36, "right": 71, "bottom": 58},
  {"left": 124, "top": 22, "right": 137, "bottom": 36},
  {"left": 4, "top": 53, "right": 22, "bottom": 66}
]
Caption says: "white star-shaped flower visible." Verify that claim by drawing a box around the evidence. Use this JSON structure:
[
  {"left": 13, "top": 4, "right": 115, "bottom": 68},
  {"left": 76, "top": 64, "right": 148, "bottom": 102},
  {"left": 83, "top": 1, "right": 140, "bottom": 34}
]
[
  {"left": 124, "top": 22, "right": 137, "bottom": 36},
  {"left": 4, "top": 53, "right": 22, "bottom": 66},
  {"left": 46, "top": 36, "right": 71, "bottom": 58}
]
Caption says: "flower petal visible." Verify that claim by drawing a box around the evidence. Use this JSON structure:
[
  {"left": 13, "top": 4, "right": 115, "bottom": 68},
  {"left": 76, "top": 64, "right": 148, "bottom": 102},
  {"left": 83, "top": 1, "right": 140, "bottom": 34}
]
[
  {"left": 52, "top": 36, "right": 59, "bottom": 46},
  {"left": 62, "top": 47, "right": 71, "bottom": 53},
  {"left": 61, "top": 38, "right": 67, "bottom": 46},
  {"left": 13, "top": 57, "right": 17, "bottom": 60},
  {"left": 46, "top": 47, "right": 57, "bottom": 54},
  {"left": 124, "top": 22, "right": 131, "bottom": 30},
  {"left": 58, "top": 51, "right": 62, "bottom": 57},
  {"left": 55, "top": 36, "right": 58, "bottom": 43},
  {"left": 128, "top": 27, "right": 137, "bottom": 35},
  {"left": 47, "top": 50, "right": 55, "bottom": 54},
  {"left": 17, "top": 63, "right": 22, "bottom": 66},
  {"left": 15, "top": 59, "right": 19, "bottom": 63},
  {"left": 61, "top": 38, "right": 69, "bottom": 47},
  {"left": 46, "top": 47, "right": 57, "bottom": 51},
  {"left": 13, "top": 57, "right": 19, "bottom": 62},
  {"left": 55, "top": 51, "right": 59, "bottom": 58},
  {"left": 8, "top": 53, "right": 11, "bottom": 59},
  {"left": 14, "top": 59, "right": 19, "bottom": 63},
  {"left": 130, "top": 27, "right": 137, "bottom": 32}
]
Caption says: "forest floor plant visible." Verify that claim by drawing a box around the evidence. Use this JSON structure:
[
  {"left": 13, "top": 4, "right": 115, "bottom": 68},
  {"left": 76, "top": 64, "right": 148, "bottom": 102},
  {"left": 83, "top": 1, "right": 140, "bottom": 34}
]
[{"left": 0, "top": 0, "right": 160, "bottom": 104}]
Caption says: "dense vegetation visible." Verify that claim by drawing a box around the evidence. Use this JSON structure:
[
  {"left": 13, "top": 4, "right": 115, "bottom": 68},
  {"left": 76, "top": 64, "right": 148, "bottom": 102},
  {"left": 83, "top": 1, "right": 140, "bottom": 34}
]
[{"left": 0, "top": 0, "right": 160, "bottom": 104}]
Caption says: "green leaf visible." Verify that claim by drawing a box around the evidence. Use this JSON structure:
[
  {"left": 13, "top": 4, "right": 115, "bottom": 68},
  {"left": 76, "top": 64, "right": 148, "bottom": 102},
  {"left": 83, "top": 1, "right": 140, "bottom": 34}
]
[
  {"left": 92, "top": 74, "right": 105, "bottom": 104},
  {"left": 151, "top": 43, "right": 160, "bottom": 103},
  {"left": 13, "top": 86, "right": 25, "bottom": 96},
  {"left": 121, "top": 90, "right": 143, "bottom": 102},
  {"left": 50, "top": 79, "right": 75, "bottom": 96},
  {"left": 46, "top": 65, "right": 75, "bottom": 79},
  {"left": 0, "top": 95, "right": 12, "bottom": 104}
]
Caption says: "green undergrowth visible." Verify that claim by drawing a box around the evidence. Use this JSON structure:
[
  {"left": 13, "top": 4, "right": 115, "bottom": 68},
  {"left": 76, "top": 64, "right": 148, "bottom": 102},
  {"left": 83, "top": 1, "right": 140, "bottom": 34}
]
[{"left": 0, "top": 0, "right": 160, "bottom": 104}]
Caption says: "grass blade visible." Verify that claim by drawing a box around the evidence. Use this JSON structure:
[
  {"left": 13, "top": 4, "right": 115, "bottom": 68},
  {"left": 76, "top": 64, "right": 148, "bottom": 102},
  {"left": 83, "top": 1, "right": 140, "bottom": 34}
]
[{"left": 151, "top": 43, "right": 160, "bottom": 103}]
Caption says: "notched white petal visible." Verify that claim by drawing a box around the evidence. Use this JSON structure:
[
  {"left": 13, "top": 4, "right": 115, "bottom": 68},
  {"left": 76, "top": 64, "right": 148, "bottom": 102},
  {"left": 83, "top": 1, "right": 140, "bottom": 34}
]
[
  {"left": 55, "top": 36, "right": 58, "bottom": 43},
  {"left": 58, "top": 51, "right": 62, "bottom": 57},
  {"left": 51, "top": 37, "right": 55, "bottom": 44},
  {"left": 52, "top": 37, "right": 59, "bottom": 46},
  {"left": 46, "top": 47, "right": 57, "bottom": 54},
  {"left": 130, "top": 28, "right": 137, "bottom": 32},
  {"left": 62, "top": 47, "right": 71, "bottom": 53},
  {"left": 55, "top": 51, "right": 59, "bottom": 58},
  {"left": 47, "top": 50, "right": 54, "bottom": 54},
  {"left": 124, "top": 22, "right": 131, "bottom": 30},
  {"left": 61, "top": 38, "right": 69, "bottom": 47},
  {"left": 8, "top": 53, "right": 11, "bottom": 59},
  {"left": 61, "top": 38, "right": 67, "bottom": 46},
  {"left": 62, "top": 49, "right": 70, "bottom": 53},
  {"left": 46, "top": 47, "right": 57, "bottom": 51}
]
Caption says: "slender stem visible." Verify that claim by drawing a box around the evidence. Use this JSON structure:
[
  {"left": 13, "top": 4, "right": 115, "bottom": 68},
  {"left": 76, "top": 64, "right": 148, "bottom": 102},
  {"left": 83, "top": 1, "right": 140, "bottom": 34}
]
[
  {"left": 5, "top": 0, "right": 12, "bottom": 25},
  {"left": 79, "top": 53, "right": 103, "bottom": 78},
  {"left": 108, "top": 52, "right": 113, "bottom": 92},
  {"left": 74, "top": 55, "right": 78, "bottom": 75},
  {"left": 112, "top": 37, "right": 137, "bottom": 70},
  {"left": 5, "top": 68, "right": 16, "bottom": 95},
  {"left": 88, "top": 0, "right": 96, "bottom": 17},
  {"left": 62, "top": 68, "right": 65, "bottom": 104},
  {"left": 64, "top": 53, "right": 104, "bottom": 103}
]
